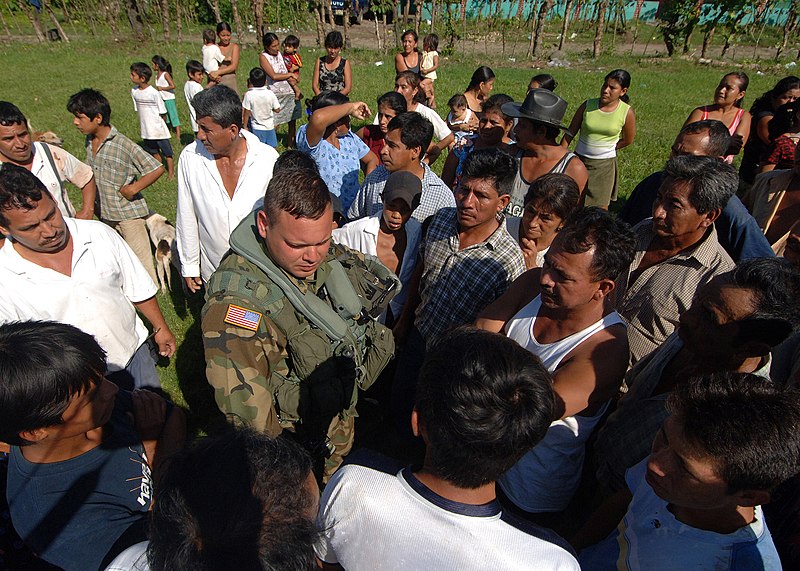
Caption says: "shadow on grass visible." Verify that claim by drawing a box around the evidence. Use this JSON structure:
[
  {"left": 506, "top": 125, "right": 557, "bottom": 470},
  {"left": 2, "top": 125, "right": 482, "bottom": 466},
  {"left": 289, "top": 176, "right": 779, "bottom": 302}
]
[{"left": 174, "top": 288, "right": 227, "bottom": 437}]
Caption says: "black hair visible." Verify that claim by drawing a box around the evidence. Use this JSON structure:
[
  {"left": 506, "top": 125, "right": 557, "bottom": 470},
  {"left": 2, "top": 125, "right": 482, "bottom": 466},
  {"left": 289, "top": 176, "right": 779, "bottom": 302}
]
[
  {"left": 467, "top": 66, "right": 495, "bottom": 91},
  {"left": 447, "top": 93, "right": 467, "bottom": 109},
  {"left": 459, "top": 147, "right": 516, "bottom": 197},
  {"left": 661, "top": 154, "right": 737, "bottom": 214},
  {"left": 481, "top": 93, "right": 514, "bottom": 123},
  {"left": 377, "top": 91, "right": 406, "bottom": 115},
  {"left": 191, "top": 85, "right": 243, "bottom": 129},
  {"left": 262, "top": 32, "right": 279, "bottom": 51},
  {"left": 401, "top": 29, "right": 418, "bottom": 43},
  {"left": 130, "top": 62, "right": 153, "bottom": 82},
  {"left": 186, "top": 59, "right": 205, "bottom": 76},
  {"left": 0, "top": 321, "right": 107, "bottom": 446},
  {"left": 523, "top": 173, "right": 580, "bottom": 221},
  {"left": 750, "top": 76, "right": 800, "bottom": 115},
  {"left": 283, "top": 34, "right": 300, "bottom": 48},
  {"left": 415, "top": 327, "right": 555, "bottom": 489},
  {"left": 324, "top": 30, "right": 343, "bottom": 49},
  {"left": 667, "top": 372, "right": 800, "bottom": 494},
  {"left": 530, "top": 73, "right": 557, "bottom": 92},
  {"left": 202, "top": 28, "right": 217, "bottom": 43},
  {"left": 0, "top": 101, "right": 26, "bottom": 126},
  {"left": 0, "top": 163, "right": 47, "bottom": 226},
  {"left": 605, "top": 69, "right": 631, "bottom": 103},
  {"left": 395, "top": 70, "right": 427, "bottom": 104},
  {"left": 423, "top": 33, "right": 439, "bottom": 51},
  {"left": 274, "top": 149, "right": 320, "bottom": 176},
  {"left": 520, "top": 116, "right": 561, "bottom": 141},
  {"left": 263, "top": 167, "right": 331, "bottom": 223},
  {"left": 151, "top": 55, "right": 172, "bottom": 76},
  {"left": 678, "top": 120, "right": 732, "bottom": 157},
  {"left": 147, "top": 427, "right": 318, "bottom": 571},
  {"left": 728, "top": 257, "right": 800, "bottom": 347},
  {"left": 66, "top": 88, "right": 112, "bottom": 126},
  {"left": 386, "top": 112, "right": 434, "bottom": 155},
  {"left": 310, "top": 90, "right": 349, "bottom": 113},
  {"left": 767, "top": 101, "right": 800, "bottom": 140},
  {"left": 720, "top": 71, "right": 749, "bottom": 108},
  {"left": 216, "top": 21, "right": 232, "bottom": 33},
  {"left": 555, "top": 207, "right": 636, "bottom": 281},
  {"left": 248, "top": 67, "right": 267, "bottom": 88}
]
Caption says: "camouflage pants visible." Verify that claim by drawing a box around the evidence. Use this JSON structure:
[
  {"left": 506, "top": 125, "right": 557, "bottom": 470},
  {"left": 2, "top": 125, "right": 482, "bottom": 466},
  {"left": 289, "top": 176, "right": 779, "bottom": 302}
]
[{"left": 324, "top": 414, "right": 355, "bottom": 483}]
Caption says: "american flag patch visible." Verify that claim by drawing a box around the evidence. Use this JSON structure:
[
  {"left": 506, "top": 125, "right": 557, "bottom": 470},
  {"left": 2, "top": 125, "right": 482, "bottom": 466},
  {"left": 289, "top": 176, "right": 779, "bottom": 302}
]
[{"left": 224, "top": 304, "right": 262, "bottom": 331}]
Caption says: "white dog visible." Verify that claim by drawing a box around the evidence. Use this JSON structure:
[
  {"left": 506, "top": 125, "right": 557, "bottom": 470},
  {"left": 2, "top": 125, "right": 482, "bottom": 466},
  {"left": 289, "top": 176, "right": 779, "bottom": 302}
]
[{"left": 145, "top": 213, "right": 179, "bottom": 292}]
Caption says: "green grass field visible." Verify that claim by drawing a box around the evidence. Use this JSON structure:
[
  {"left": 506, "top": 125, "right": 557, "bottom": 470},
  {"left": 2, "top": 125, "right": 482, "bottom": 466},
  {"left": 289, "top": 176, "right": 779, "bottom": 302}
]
[{"left": 1, "top": 35, "right": 789, "bottom": 432}]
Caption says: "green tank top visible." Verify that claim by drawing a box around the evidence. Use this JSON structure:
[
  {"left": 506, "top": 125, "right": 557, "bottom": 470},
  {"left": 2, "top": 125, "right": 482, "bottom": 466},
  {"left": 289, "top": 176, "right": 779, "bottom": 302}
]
[{"left": 576, "top": 98, "right": 630, "bottom": 160}]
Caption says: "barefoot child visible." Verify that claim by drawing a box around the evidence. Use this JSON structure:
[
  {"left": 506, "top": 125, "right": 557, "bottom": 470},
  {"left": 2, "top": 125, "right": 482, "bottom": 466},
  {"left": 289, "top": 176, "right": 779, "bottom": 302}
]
[
  {"left": 184, "top": 60, "right": 204, "bottom": 137},
  {"left": 282, "top": 34, "right": 303, "bottom": 101},
  {"left": 201, "top": 29, "right": 224, "bottom": 87},
  {"left": 130, "top": 62, "right": 174, "bottom": 178},
  {"left": 421, "top": 33, "right": 439, "bottom": 109},
  {"left": 152, "top": 55, "right": 181, "bottom": 140}
]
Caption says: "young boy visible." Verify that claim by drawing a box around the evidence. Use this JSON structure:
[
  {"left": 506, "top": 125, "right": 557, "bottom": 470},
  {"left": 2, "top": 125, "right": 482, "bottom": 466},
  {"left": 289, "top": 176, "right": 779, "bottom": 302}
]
[
  {"left": 130, "top": 62, "right": 174, "bottom": 178},
  {"left": 67, "top": 88, "right": 164, "bottom": 285},
  {"left": 242, "top": 67, "right": 282, "bottom": 148},
  {"left": 575, "top": 372, "right": 800, "bottom": 570},
  {"left": 0, "top": 321, "right": 185, "bottom": 571},
  {"left": 282, "top": 34, "right": 303, "bottom": 101},
  {"left": 316, "top": 327, "right": 580, "bottom": 569},
  {"left": 184, "top": 59, "right": 205, "bottom": 136},
  {"left": 201, "top": 28, "right": 224, "bottom": 87}
]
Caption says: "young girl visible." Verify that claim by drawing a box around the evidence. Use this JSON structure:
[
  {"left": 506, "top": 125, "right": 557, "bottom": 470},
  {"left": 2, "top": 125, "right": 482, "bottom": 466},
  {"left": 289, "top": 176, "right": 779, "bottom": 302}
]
[
  {"left": 684, "top": 71, "right": 751, "bottom": 165},
  {"left": 446, "top": 93, "right": 475, "bottom": 148},
  {"left": 312, "top": 31, "right": 352, "bottom": 96},
  {"left": 564, "top": 69, "right": 636, "bottom": 209},
  {"left": 392, "top": 70, "right": 454, "bottom": 165},
  {"left": 152, "top": 55, "right": 181, "bottom": 140},
  {"left": 421, "top": 34, "right": 440, "bottom": 109},
  {"left": 357, "top": 91, "right": 406, "bottom": 163}
]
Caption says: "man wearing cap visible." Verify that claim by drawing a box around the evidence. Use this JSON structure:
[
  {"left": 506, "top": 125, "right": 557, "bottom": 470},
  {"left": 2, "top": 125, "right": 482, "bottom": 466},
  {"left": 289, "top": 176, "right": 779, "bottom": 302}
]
[
  {"left": 333, "top": 171, "right": 423, "bottom": 325},
  {"left": 348, "top": 112, "right": 454, "bottom": 224},
  {"left": 391, "top": 148, "right": 525, "bottom": 435},
  {"left": 501, "top": 90, "right": 588, "bottom": 217}
]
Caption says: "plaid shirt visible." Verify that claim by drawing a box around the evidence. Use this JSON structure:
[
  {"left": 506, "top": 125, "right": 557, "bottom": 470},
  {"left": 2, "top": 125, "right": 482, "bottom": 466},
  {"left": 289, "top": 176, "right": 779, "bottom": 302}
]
[
  {"left": 415, "top": 208, "right": 525, "bottom": 346},
  {"left": 84, "top": 126, "right": 161, "bottom": 222},
  {"left": 765, "top": 134, "right": 800, "bottom": 170}
]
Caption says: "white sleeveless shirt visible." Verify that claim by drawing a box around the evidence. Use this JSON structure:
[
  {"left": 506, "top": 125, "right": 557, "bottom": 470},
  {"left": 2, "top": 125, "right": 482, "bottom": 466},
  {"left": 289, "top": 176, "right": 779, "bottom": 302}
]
[{"left": 499, "top": 294, "right": 624, "bottom": 513}]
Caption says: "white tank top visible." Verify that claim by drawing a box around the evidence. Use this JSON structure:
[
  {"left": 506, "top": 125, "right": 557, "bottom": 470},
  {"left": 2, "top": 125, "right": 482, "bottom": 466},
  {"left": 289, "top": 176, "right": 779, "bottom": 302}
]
[{"left": 499, "top": 294, "right": 624, "bottom": 512}]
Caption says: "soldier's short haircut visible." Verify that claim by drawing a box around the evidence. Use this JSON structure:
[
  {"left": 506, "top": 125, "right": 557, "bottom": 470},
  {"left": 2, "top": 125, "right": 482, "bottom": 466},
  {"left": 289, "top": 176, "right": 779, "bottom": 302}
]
[
  {"left": 147, "top": 427, "right": 319, "bottom": 571},
  {"left": 415, "top": 326, "right": 555, "bottom": 489},
  {"left": 263, "top": 167, "right": 331, "bottom": 223},
  {"left": 191, "top": 85, "right": 243, "bottom": 130},
  {"left": 0, "top": 321, "right": 107, "bottom": 446}
]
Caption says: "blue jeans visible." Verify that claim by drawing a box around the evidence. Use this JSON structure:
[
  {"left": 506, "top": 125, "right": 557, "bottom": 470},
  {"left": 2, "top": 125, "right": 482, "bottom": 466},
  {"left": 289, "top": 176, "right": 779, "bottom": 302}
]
[{"left": 252, "top": 128, "right": 278, "bottom": 148}]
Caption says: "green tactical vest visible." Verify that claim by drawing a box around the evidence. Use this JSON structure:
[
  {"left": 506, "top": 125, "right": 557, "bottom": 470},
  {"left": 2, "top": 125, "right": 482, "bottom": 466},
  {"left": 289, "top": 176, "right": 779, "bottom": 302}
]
[{"left": 204, "top": 213, "right": 398, "bottom": 433}]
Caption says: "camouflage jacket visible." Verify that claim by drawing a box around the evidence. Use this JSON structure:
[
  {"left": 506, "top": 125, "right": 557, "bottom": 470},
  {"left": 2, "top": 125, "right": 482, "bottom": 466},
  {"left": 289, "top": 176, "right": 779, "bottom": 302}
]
[{"left": 201, "top": 213, "right": 396, "bottom": 438}]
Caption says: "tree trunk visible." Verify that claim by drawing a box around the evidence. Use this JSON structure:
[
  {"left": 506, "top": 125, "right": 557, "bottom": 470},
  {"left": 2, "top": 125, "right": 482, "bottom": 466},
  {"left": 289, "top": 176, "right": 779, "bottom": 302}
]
[
  {"left": 459, "top": 0, "right": 466, "bottom": 22},
  {"left": 682, "top": 0, "right": 703, "bottom": 54},
  {"left": 701, "top": 25, "right": 715, "bottom": 58},
  {"left": 158, "top": 0, "right": 170, "bottom": 40},
  {"left": 175, "top": 0, "right": 182, "bottom": 40},
  {"left": 593, "top": 0, "right": 609, "bottom": 58},
  {"left": 415, "top": 0, "right": 422, "bottom": 34},
  {"left": 230, "top": 0, "right": 243, "bottom": 44},
  {"left": 778, "top": 1, "right": 799, "bottom": 60},
  {"left": 532, "top": 0, "right": 553, "bottom": 57},
  {"left": 125, "top": 0, "right": 145, "bottom": 40},
  {"left": 403, "top": 0, "right": 410, "bottom": 24},
  {"left": 207, "top": 0, "right": 221, "bottom": 22},
  {"left": 325, "top": 0, "right": 335, "bottom": 27},
  {"left": 22, "top": 4, "right": 46, "bottom": 41},
  {"left": 374, "top": 7, "right": 383, "bottom": 50},
  {"left": 559, "top": 0, "right": 573, "bottom": 50},
  {"left": 394, "top": 1, "right": 402, "bottom": 48},
  {"left": 633, "top": 0, "right": 644, "bottom": 19},
  {"left": 526, "top": 2, "right": 537, "bottom": 57},
  {"left": 251, "top": 0, "right": 265, "bottom": 38},
  {"left": 313, "top": 0, "right": 325, "bottom": 45},
  {"left": 0, "top": 5, "right": 11, "bottom": 41},
  {"left": 343, "top": 0, "right": 351, "bottom": 48},
  {"left": 41, "top": 0, "right": 69, "bottom": 41},
  {"left": 515, "top": 0, "right": 525, "bottom": 19}
]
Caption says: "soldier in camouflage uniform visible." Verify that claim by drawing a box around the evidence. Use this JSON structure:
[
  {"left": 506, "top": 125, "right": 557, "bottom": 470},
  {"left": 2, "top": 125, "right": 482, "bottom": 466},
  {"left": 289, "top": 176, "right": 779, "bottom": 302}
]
[{"left": 202, "top": 167, "right": 396, "bottom": 481}]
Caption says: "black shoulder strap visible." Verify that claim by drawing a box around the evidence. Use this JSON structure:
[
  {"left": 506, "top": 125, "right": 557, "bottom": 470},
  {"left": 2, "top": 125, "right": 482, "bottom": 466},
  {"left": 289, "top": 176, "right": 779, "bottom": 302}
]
[{"left": 37, "top": 143, "right": 71, "bottom": 216}]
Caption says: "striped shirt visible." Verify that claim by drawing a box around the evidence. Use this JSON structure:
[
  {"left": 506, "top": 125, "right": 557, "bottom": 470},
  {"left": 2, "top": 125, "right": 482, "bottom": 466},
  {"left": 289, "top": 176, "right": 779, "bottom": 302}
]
[
  {"left": 614, "top": 220, "right": 734, "bottom": 365},
  {"left": 84, "top": 126, "right": 161, "bottom": 222},
  {"left": 415, "top": 208, "right": 525, "bottom": 346}
]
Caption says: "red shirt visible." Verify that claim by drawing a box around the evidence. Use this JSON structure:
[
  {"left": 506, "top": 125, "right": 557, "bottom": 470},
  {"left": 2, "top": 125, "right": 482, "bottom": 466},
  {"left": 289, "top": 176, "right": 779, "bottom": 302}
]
[{"left": 362, "top": 125, "right": 385, "bottom": 164}]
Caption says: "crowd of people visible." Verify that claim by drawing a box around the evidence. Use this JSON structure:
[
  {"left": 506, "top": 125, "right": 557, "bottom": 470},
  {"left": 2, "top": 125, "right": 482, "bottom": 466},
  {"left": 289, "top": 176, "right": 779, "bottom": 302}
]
[{"left": 1, "top": 23, "right": 800, "bottom": 571}]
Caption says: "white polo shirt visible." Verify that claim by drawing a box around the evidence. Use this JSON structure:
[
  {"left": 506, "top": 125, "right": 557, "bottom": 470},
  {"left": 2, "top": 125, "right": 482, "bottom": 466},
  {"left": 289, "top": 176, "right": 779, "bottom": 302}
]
[
  {"left": 0, "top": 218, "right": 157, "bottom": 371},
  {"left": 27, "top": 142, "right": 94, "bottom": 218},
  {"left": 176, "top": 128, "right": 279, "bottom": 282}
]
